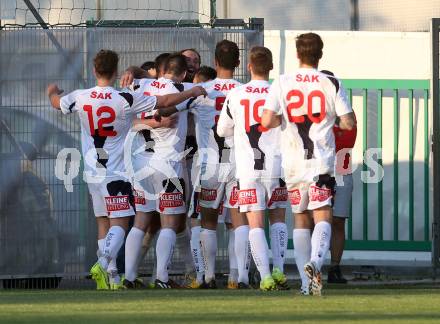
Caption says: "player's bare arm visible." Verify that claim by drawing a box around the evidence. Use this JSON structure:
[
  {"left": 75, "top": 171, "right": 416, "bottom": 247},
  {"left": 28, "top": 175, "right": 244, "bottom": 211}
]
[
  {"left": 338, "top": 112, "right": 356, "bottom": 131},
  {"left": 261, "top": 109, "right": 281, "bottom": 129},
  {"left": 120, "top": 66, "right": 150, "bottom": 88},
  {"left": 155, "top": 105, "right": 180, "bottom": 117},
  {"left": 132, "top": 113, "right": 178, "bottom": 130},
  {"left": 155, "top": 86, "right": 206, "bottom": 109},
  {"left": 47, "top": 84, "right": 64, "bottom": 110}
]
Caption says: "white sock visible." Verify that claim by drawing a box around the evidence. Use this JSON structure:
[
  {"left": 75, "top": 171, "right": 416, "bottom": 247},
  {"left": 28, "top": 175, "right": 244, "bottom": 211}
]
[
  {"left": 228, "top": 229, "right": 238, "bottom": 283},
  {"left": 107, "top": 259, "right": 120, "bottom": 284},
  {"left": 310, "top": 221, "right": 332, "bottom": 271},
  {"left": 234, "top": 225, "right": 250, "bottom": 284},
  {"left": 190, "top": 226, "right": 204, "bottom": 283},
  {"left": 98, "top": 239, "right": 120, "bottom": 282},
  {"left": 97, "top": 239, "right": 105, "bottom": 258},
  {"left": 98, "top": 226, "right": 125, "bottom": 271},
  {"left": 124, "top": 227, "right": 145, "bottom": 282},
  {"left": 270, "top": 222, "right": 288, "bottom": 273},
  {"left": 156, "top": 228, "right": 176, "bottom": 282},
  {"left": 249, "top": 228, "right": 271, "bottom": 279},
  {"left": 200, "top": 228, "right": 217, "bottom": 283},
  {"left": 293, "top": 228, "right": 312, "bottom": 289},
  {"left": 176, "top": 228, "right": 194, "bottom": 274}
]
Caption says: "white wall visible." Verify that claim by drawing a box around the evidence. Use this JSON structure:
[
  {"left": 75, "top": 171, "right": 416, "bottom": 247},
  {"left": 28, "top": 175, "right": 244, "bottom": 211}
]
[
  {"left": 220, "top": 0, "right": 439, "bottom": 31},
  {"left": 264, "top": 30, "right": 430, "bottom": 79}
]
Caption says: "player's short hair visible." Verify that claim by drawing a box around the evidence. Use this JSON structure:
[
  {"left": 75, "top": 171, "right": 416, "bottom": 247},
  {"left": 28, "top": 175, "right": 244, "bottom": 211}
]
[
  {"left": 249, "top": 46, "right": 273, "bottom": 75},
  {"left": 296, "top": 33, "right": 323, "bottom": 66},
  {"left": 155, "top": 53, "right": 171, "bottom": 73},
  {"left": 164, "top": 53, "right": 188, "bottom": 76},
  {"left": 215, "top": 40, "right": 240, "bottom": 70},
  {"left": 180, "top": 48, "right": 201, "bottom": 63},
  {"left": 140, "top": 61, "right": 155, "bottom": 71},
  {"left": 195, "top": 66, "right": 217, "bottom": 82},
  {"left": 93, "top": 49, "right": 118, "bottom": 79}
]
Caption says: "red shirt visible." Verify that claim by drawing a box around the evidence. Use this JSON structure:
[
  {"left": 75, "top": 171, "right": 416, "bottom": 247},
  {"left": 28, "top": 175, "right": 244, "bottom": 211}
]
[{"left": 334, "top": 124, "right": 357, "bottom": 174}]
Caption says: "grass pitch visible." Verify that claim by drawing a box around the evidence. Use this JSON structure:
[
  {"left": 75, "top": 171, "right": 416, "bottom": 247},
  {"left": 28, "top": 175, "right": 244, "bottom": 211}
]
[{"left": 0, "top": 287, "right": 439, "bottom": 323}]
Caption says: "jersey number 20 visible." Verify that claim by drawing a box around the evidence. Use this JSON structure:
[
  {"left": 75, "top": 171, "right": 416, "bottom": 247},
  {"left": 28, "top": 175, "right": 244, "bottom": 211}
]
[{"left": 286, "top": 89, "right": 325, "bottom": 124}]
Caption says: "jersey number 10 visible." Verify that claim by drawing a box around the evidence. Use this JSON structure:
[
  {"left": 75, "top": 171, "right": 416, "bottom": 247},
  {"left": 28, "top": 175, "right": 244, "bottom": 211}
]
[
  {"left": 240, "top": 99, "right": 268, "bottom": 133},
  {"left": 83, "top": 105, "right": 117, "bottom": 137}
]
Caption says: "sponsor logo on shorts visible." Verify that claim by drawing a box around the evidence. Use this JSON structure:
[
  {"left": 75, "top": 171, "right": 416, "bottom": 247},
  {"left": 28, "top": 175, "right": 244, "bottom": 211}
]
[
  {"left": 239, "top": 189, "right": 257, "bottom": 205},
  {"left": 229, "top": 186, "right": 239, "bottom": 206},
  {"left": 105, "top": 195, "right": 130, "bottom": 212},
  {"left": 288, "top": 189, "right": 301, "bottom": 206},
  {"left": 159, "top": 192, "right": 184, "bottom": 212},
  {"left": 310, "top": 186, "right": 332, "bottom": 202},
  {"left": 200, "top": 188, "right": 217, "bottom": 201},
  {"left": 268, "top": 187, "right": 288, "bottom": 207},
  {"left": 133, "top": 190, "right": 146, "bottom": 205}
]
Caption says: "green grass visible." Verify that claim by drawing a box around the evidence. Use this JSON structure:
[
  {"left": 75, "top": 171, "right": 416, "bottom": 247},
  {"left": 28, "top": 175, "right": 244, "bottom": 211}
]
[{"left": 0, "top": 288, "right": 439, "bottom": 323}]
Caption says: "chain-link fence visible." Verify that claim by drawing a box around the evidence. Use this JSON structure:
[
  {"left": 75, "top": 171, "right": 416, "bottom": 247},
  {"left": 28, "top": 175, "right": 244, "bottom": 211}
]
[{"left": 0, "top": 21, "right": 263, "bottom": 288}]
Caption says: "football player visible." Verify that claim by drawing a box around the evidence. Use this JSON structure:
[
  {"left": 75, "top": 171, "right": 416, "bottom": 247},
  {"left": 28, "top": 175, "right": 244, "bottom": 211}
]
[
  {"left": 261, "top": 33, "right": 356, "bottom": 295},
  {"left": 124, "top": 53, "right": 201, "bottom": 288},
  {"left": 47, "top": 49, "right": 206, "bottom": 290},
  {"left": 217, "top": 46, "right": 288, "bottom": 290},
  {"left": 181, "top": 48, "right": 201, "bottom": 83},
  {"left": 188, "top": 40, "right": 246, "bottom": 288}
]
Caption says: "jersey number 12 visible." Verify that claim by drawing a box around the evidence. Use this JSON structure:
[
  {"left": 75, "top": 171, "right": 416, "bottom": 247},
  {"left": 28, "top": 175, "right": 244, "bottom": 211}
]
[{"left": 83, "top": 105, "right": 117, "bottom": 136}]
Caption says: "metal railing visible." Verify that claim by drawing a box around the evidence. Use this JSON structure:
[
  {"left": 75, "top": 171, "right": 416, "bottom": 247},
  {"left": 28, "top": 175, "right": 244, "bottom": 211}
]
[
  {"left": 431, "top": 18, "right": 440, "bottom": 274},
  {"left": 282, "top": 79, "right": 432, "bottom": 253},
  {"left": 343, "top": 79, "right": 431, "bottom": 251}
]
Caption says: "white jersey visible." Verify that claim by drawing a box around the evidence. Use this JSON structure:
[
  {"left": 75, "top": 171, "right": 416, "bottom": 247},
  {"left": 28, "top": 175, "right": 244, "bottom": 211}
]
[
  {"left": 189, "top": 78, "right": 241, "bottom": 165},
  {"left": 217, "top": 80, "right": 281, "bottom": 180},
  {"left": 131, "top": 78, "right": 155, "bottom": 93},
  {"left": 60, "top": 86, "right": 157, "bottom": 178},
  {"left": 183, "top": 83, "right": 198, "bottom": 159},
  {"left": 128, "top": 78, "right": 155, "bottom": 157},
  {"left": 264, "top": 68, "right": 352, "bottom": 182},
  {"left": 135, "top": 77, "right": 189, "bottom": 162}
]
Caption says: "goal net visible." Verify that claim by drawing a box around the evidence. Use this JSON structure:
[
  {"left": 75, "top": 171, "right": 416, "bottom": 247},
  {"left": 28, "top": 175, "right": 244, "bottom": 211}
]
[{"left": 1, "top": 0, "right": 214, "bottom": 27}]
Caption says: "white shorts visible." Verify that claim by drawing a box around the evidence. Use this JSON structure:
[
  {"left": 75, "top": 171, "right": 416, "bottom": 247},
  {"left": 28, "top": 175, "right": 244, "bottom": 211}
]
[
  {"left": 88, "top": 176, "right": 135, "bottom": 218},
  {"left": 238, "top": 178, "right": 288, "bottom": 213},
  {"left": 333, "top": 174, "right": 353, "bottom": 218},
  {"left": 287, "top": 175, "right": 336, "bottom": 213},
  {"left": 199, "top": 163, "right": 238, "bottom": 209},
  {"left": 133, "top": 160, "right": 187, "bottom": 215}
]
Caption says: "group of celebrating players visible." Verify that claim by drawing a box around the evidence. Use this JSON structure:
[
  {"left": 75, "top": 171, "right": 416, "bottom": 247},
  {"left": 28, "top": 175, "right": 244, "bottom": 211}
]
[{"left": 47, "top": 32, "right": 356, "bottom": 296}]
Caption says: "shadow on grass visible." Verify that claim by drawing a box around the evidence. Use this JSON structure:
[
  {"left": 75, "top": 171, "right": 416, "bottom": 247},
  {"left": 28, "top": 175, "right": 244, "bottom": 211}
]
[
  {"left": 1, "top": 312, "right": 440, "bottom": 323},
  {"left": 0, "top": 288, "right": 440, "bottom": 305}
]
